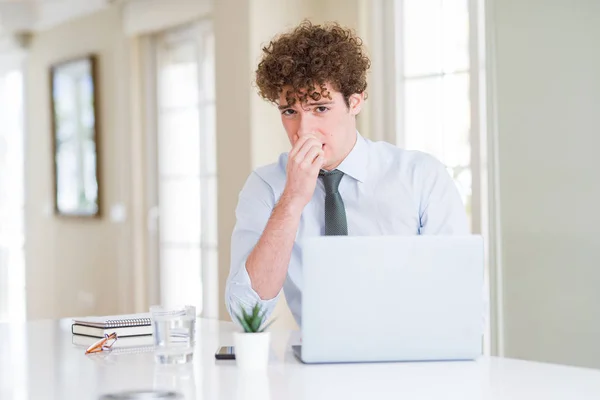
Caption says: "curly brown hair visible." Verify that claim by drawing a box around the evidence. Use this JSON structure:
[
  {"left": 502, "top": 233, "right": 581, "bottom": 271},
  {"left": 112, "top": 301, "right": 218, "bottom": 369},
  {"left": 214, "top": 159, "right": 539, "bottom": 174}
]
[{"left": 255, "top": 20, "right": 370, "bottom": 108}]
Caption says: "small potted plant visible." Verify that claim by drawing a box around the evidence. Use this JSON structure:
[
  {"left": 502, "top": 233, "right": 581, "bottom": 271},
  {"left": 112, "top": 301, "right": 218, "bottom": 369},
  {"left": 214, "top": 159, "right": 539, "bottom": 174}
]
[{"left": 233, "top": 302, "right": 275, "bottom": 369}]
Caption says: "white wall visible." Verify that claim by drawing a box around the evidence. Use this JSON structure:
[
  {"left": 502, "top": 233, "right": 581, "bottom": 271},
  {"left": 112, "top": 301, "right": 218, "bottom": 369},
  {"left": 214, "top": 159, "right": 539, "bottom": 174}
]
[{"left": 494, "top": 0, "right": 600, "bottom": 368}]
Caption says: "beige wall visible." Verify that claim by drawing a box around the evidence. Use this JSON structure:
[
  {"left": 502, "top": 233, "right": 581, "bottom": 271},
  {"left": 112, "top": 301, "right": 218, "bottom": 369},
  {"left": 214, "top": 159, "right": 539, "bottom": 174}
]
[
  {"left": 494, "top": 0, "right": 600, "bottom": 368},
  {"left": 22, "top": 0, "right": 378, "bottom": 325},
  {"left": 25, "top": 5, "right": 134, "bottom": 319},
  {"left": 19, "top": 0, "right": 366, "bottom": 323},
  {"left": 214, "top": 0, "right": 253, "bottom": 324},
  {"left": 17, "top": 0, "right": 600, "bottom": 371}
]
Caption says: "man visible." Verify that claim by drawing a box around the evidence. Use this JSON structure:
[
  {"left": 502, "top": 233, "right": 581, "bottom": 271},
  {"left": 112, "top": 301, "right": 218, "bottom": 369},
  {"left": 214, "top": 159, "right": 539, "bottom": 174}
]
[{"left": 225, "top": 21, "right": 468, "bottom": 327}]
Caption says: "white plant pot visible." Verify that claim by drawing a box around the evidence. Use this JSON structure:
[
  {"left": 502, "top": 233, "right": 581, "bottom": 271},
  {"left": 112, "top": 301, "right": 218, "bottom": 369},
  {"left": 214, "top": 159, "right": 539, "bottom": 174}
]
[{"left": 233, "top": 331, "right": 271, "bottom": 370}]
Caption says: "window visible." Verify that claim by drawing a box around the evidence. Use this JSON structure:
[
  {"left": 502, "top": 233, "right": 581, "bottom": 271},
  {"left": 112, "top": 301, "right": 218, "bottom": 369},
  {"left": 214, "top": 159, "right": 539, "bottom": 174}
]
[
  {"left": 0, "top": 68, "right": 25, "bottom": 322},
  {"left": 0, "top": 65, "right": 27, "bottom": 400},
  {"left": 396, "top": 0, "right": 475, "bottom": 228},
  {"left": 153, "top": 22, "right": 217, "bottom": 315},
  {"left": 387, "top": 0, "right": 491, "bottom": 353}
]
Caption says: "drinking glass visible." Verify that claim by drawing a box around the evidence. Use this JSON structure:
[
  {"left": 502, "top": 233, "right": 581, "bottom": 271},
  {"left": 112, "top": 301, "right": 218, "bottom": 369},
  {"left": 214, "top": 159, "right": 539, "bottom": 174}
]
[{"left": 150, "top": 305, "right": 196, "bottom": 364}]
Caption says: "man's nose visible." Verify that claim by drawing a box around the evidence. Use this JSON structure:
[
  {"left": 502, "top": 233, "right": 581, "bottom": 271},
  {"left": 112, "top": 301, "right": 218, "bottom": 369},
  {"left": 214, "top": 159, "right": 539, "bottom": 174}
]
[{"left": 297, "top": 113, "right": 317, "bottom": 138}]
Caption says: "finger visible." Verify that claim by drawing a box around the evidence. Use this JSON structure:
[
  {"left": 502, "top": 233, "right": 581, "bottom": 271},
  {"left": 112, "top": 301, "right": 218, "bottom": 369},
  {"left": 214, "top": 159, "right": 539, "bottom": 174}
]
[
  {"left": 294, "top": 139, "right": 323, "bottom": 165},
  {"left": 302, "top": 146, "right": 324, "bottom": 169},
  {"left": 311, "top": 154, "right": 326, "bottom": 172},
  {"left": 289, "top": 134, "right": 317, "bottom": 159}
]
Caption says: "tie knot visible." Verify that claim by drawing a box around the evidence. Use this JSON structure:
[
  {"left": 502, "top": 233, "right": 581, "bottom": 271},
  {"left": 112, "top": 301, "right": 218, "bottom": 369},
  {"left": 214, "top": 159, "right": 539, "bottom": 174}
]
[{"left": 319, "top": 169, "right": 344, "bottom": 194}]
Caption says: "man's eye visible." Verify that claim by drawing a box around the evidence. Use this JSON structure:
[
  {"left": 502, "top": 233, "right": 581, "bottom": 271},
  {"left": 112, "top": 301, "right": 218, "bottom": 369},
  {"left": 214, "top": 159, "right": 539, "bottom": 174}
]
[
  {"left": 282, "top": 109, "right": 296, "bottom": 116},
  {"left": 315, "top": 106, "right": 329, "bottom": 113}
]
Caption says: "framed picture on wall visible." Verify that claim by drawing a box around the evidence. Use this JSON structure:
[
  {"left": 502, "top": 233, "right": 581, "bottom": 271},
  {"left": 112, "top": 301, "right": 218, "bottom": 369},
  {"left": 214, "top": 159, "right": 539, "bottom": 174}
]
[{"left": 50, "top": 55, "right": 100, "bottom": 217}]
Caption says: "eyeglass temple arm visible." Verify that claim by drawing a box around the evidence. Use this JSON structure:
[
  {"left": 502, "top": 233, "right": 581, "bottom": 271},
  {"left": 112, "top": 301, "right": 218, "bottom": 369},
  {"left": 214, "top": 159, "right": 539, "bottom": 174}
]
[{"left": 85, "top": 332, "right": 118, "bottom": 354}]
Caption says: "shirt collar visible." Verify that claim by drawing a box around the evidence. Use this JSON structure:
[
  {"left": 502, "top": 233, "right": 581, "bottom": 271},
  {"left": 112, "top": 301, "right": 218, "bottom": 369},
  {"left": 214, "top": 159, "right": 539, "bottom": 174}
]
[{"left": 334, "top": 131, "right": 368, "bottom": 183}]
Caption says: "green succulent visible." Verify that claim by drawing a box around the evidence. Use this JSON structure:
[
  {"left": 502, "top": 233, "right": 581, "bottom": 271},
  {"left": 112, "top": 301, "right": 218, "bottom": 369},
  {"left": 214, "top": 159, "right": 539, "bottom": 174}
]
[{"left": 234, "top": 303, "right": 276, "bottom": 333}]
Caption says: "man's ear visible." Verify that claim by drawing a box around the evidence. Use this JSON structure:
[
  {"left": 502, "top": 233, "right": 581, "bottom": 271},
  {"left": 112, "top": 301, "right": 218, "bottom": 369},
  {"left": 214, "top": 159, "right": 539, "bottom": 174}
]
[{"left": 348, "top": 93, "right": 364, "bottom": 116}]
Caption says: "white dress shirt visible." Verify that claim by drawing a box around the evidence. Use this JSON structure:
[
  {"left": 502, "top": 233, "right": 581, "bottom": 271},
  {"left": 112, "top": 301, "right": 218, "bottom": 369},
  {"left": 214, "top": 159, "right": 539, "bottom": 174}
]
[{"left": 225, "top": 132, "right": 468, "bottom": 327}]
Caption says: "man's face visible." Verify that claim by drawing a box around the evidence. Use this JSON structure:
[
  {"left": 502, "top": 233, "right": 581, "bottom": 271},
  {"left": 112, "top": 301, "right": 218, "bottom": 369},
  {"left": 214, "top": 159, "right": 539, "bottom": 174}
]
[{"left": 278, "top": 83, "right": 363, "bottom": 170}]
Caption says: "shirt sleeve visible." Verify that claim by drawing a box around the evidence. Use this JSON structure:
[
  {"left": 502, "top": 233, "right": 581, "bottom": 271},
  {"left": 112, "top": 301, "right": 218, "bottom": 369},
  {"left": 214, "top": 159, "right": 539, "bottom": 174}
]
[
  {"left": 225, "top": 171, "right": 281, "bottom": 326},
  {"left": 418, "top": 155, "right": 469, "bottom": 235}
]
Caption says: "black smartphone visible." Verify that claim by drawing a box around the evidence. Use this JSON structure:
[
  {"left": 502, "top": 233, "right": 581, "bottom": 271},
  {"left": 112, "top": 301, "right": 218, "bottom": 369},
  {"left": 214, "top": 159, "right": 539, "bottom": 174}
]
[{"left": 215, "top": 346, "right": 235, "bottom": 360}]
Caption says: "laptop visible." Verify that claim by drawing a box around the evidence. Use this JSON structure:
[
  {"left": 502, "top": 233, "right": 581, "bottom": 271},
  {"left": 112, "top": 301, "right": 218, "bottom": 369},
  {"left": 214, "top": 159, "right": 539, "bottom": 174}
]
[{"left": 293, "top": 235, "right": 484, "bottom": 364}]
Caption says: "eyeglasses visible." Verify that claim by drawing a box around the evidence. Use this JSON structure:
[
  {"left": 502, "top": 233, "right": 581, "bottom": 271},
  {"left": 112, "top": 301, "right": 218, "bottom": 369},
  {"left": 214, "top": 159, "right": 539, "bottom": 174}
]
[{"left": 85, "top": 332, "right": 118, "bottom": 354}]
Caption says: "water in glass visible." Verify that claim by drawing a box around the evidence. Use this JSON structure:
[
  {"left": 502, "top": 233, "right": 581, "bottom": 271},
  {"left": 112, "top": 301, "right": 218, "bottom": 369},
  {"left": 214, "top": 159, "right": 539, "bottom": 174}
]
[{"left": 150, "top": 305, "right": 196, "bottom": 364}]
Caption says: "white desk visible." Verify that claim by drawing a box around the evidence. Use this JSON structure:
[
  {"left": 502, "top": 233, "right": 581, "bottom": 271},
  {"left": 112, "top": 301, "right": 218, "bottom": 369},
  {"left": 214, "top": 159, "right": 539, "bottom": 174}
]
[{"left": 1, "top": 318, "right": 600, "bottom": 399}]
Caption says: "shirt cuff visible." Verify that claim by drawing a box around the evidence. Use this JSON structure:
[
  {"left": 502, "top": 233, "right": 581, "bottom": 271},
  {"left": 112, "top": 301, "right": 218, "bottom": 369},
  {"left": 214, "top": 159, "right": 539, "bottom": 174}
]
[{"left": 227, "top": 259, "right": 281, "bottom": 318}]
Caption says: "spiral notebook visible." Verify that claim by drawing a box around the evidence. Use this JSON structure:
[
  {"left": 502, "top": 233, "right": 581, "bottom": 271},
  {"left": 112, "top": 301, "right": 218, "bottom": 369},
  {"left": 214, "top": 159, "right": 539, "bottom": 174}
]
[{"left": 72, "top": 313, "right": 153, "bottom": 338}]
